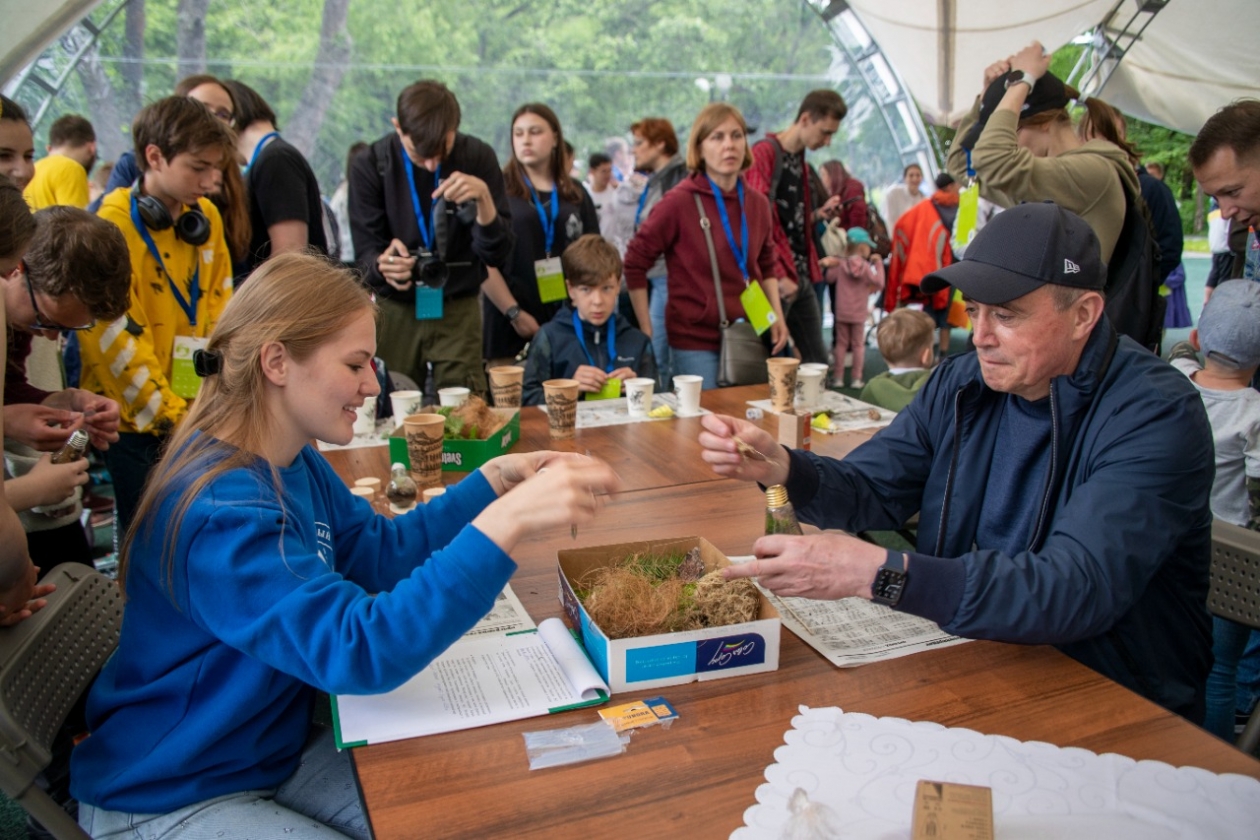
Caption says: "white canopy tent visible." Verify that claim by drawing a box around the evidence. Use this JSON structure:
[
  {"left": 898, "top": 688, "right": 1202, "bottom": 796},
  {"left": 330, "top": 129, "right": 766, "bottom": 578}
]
[
  {"left": 0, "top": 0, "right": 102, "bottom": 85},
  {"left": 839, "top": 0, "right": 1258, "bottom": 135}
]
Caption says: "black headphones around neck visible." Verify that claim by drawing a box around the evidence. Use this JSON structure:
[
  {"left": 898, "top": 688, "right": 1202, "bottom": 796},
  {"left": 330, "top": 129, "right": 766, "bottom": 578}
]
[{"left": 131, "top": 182, "right": 211, "bottom": 246}]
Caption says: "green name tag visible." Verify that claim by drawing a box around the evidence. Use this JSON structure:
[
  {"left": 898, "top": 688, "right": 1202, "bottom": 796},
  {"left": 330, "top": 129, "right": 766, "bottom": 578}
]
[
  {"left": 585, "top": 378, "right": 622, "bottom": 401},
  {"left": 955, "top": 184, "right": 980, "bottom": 247},
  {"left": 740, "top": 281, "right": 776, "bottom": 335},
  {"left": 170, "top": 335, "right": 207, "bottom": 400},
  {"left": 535, "top": 257, "right": 566, "bottom": 304}
]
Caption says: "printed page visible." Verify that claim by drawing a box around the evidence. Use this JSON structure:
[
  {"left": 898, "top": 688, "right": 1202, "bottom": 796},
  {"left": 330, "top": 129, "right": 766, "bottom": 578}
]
[
  {"left": 538, "top": 393, "right": 710, "bottom": 428},
  {"left": 746, "top": 392, "right": 894, "bottom": 432},
  {"left": 334, "top": 618, "right": 609, "bottom": 746},
  {"left": 729, "top": 556, "right": 969, "bottom": 667},
  {"left": 462, "top": 584, "right": 536, "bottom": 637}
]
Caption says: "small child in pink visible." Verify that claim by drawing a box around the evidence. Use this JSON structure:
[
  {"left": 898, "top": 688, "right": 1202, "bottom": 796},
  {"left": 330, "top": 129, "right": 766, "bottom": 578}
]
[{"left": 823, "top": 228, "right": 885, "bottom": 388}]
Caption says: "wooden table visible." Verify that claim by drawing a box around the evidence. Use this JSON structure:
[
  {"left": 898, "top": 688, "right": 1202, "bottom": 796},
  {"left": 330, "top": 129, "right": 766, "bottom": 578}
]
[{"left": 323, "top": 386, "right": 1260, "bottom": 839}]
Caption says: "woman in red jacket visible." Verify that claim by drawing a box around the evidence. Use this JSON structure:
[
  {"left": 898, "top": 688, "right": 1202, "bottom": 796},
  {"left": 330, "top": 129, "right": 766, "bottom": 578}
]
[{"left": 624, "top": 103, "right": 787, "bottom": 390}]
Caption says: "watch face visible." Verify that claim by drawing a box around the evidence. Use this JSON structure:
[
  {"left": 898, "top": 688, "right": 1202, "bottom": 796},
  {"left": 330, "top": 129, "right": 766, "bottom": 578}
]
[{"left": 872, "top": 568, "right": 906, "bottom": 606}]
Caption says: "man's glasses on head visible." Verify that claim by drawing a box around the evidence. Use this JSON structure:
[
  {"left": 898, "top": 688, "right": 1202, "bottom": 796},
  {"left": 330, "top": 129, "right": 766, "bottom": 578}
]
[{"left": 20, "top": 266, "right": 95, "bottom": 332}]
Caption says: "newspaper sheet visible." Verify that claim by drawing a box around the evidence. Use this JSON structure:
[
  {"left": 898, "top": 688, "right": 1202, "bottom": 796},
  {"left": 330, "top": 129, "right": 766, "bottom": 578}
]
[
  {"left": 730, "top": 556, "right": 969, "bottom": 667},
  {"left": 539, "top": 392, "right": 711, "bottom": 429}
]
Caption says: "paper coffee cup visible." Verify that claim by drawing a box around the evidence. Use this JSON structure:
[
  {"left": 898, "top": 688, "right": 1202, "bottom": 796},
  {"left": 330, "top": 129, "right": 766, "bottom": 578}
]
[
  {"left": 352, "top": 400, "right": 377, "bottom": 435},
  {"left": 353, "top": 477, "right": 381, "bottom": 497},
  {"left": 487, "top": 365, "right": 525, "bottom": 409},
  {"left": 403, "top": 413, "right": 445, "bottom": 488},
  {"left": 766, "top": 358, "right": 800, "bottom": 412},
  {"left": 624, "top": 377, "right": 655, "bottom": 417},
  {"left": 796, "top": 364, "right": 826, "bottom": 409},
  {"left": 438, "top": 387, "right": 470, "bottom": 408},
  {"left": 389, "top": 390, "right": 422, "bottom": 428},
  {"left": 422, "top": 486, "right": 446, "bottom": 504},
  {"left": 673, "top": 374, "right": 702, "bottom": 416},
  {"left": 542, "top": 378, "right": 580, "bottom": 439}
]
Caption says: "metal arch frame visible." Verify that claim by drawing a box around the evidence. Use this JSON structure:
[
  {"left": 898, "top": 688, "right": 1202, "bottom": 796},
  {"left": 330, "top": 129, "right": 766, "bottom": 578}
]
[
  {"left": 4, "top": 0, "right": 131, "bottom": 129},
  {"left": 1066, "top": 0, "right": 1170, "bottom": 99},
  {"left": 807, "top": 0, "right": 942, "bottom": 175}
]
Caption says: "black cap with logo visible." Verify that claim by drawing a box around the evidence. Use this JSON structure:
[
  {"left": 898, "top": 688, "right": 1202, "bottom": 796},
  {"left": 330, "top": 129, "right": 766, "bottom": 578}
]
[{"left": 921, "top": 202, "right": 1104, "bottom": 306}]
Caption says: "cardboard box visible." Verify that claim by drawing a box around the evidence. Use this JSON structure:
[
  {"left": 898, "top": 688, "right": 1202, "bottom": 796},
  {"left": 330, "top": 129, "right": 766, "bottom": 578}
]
[
  {"left": 389, "top": 408, "right": 520, "bottom": 472},
  {"left": 777, "top": 409, "right": 811, "bottom": 450},
  {"left": 557, "top": 536, "right": 780, "bottom": 693},
  {"left": 911, "top": 780, "right": 994, "bottom": 840}
]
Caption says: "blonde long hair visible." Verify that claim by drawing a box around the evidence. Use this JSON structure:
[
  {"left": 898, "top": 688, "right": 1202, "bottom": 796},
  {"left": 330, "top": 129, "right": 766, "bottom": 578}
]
[{"left": 119, "top": 253, "right": 377, "bottom": 594}]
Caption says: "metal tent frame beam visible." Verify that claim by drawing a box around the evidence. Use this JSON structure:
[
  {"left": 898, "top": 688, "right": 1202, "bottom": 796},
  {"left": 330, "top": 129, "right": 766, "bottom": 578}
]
[{"left": 1066, "top": 0, "right": 1170, "bottom": 100}]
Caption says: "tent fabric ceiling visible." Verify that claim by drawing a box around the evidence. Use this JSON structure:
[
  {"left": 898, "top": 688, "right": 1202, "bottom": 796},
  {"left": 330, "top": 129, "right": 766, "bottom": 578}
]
[
  {"left": 845, "top": 0, "right": 1258, "bottom": 136},
  {"left": 0, "top": 0, "right": 103, "bottom": 85}
]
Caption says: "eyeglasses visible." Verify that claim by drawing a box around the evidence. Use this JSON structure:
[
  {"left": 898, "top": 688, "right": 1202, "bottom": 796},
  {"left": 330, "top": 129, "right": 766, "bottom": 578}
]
[
  {"left": 208, "top": 108, "right": 235, "bottom": 125},
  {"left": 23, "top": 267, "right": 95, "bottom": 332}
]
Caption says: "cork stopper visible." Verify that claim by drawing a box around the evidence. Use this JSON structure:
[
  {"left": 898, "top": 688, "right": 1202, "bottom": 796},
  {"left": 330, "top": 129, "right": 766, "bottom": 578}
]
[{"left": 765, "top": 484, "right": 788, "bottom": 508}]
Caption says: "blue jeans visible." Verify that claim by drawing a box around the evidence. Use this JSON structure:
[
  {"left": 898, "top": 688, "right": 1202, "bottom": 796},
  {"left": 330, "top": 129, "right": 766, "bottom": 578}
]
[
  {"left": 669, "top": 348, "right": 720, "bottom": 391},
  {"left": 649, "top": 274, "right": 671, "bottom": 388},
  {"left": 1238, "top": 629, "right": 1260, "bottom": 714},
  {"left": 1206, "top": 616, "right": 1252, "bottom": 741},
  {"left": 79, "top": 727, "right": 368, "bottom": 840}
]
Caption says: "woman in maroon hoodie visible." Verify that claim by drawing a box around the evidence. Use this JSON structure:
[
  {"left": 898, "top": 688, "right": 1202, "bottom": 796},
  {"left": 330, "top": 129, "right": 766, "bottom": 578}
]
[{"left": 625, "top": 103, "right": 787, "bottom": 390}]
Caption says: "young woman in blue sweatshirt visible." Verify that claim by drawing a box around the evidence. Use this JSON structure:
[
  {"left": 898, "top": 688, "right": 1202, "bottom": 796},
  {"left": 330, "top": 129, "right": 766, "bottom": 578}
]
[{"left": 71, "top": 253, "right": 619, "bottom": 839}]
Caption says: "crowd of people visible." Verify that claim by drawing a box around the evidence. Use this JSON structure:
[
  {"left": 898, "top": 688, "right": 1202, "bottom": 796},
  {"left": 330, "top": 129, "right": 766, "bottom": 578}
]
[{"left": 0, "top": 33, "right": 1256, "bottom": 839}]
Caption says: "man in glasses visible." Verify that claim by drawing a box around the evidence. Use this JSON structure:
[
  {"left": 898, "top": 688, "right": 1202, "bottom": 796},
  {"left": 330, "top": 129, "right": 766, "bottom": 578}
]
[{"left": 3, "top": 206, "right": 131, "bottom": 571}]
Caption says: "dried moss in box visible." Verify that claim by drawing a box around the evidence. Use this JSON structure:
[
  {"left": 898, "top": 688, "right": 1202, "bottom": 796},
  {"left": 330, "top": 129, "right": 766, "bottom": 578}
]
[
  {"left": 577, "top": 547, "right": 759, "bottom": 639},
  {"left": 421, "top": 396, "right": 508, "bottom": 441}
]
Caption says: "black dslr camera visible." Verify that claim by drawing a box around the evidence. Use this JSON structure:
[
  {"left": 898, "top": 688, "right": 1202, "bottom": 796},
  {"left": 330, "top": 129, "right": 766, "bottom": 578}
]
[{"left": 408, "top": 198, "right": 479, "bottom": 288}]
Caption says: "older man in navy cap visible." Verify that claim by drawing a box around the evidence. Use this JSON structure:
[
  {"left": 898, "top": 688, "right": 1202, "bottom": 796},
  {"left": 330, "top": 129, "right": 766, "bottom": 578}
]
[{"left": 701, "top": 202, "right": 1215, "bottom": 722}]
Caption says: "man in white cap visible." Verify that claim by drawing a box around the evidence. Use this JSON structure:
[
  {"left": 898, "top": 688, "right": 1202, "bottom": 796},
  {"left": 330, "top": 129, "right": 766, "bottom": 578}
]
[{"left": 700, "top": 201, "right": 1215, "bottom": 722}]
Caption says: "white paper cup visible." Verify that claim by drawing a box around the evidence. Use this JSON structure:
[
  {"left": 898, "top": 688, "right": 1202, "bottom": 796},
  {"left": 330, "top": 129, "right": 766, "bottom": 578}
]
[
  {"left": 352, "top": 400, "right": 377, "bottom": 435},
  {"left": 422, "top": 486, "right": 447, "bottom": 503},
  {"left": 796, "top": 365, "right": 826, "bottom": 409},
  {"left": 438, "top": 387, "right": 470, "bottom": 408},
  {"left": 624, "top": 377, "right": 655, "bottom": 417},
  {"left": 389, "top": 390, "right": 422, "bottom": 428},
  {"left": 673, "top": 374, "right": 703, "bottom": 416}
]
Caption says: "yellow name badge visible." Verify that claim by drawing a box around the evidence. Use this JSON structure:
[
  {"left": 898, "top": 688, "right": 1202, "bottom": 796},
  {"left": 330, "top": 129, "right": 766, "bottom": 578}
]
[
  {"left": 955, "top": 184, "right": 980, "bottom": 248},
  {"left": 170, "top": 335, "right": 209, "bottom": 400},
  {"left": 585, "top": 378, "right": 622, "bottom": 401},
  {"left": 535, "top": 256, "right": 566, "bottom": 304},
  {"left": 739, "top": 280, "right": 776, "bottom": 335}
]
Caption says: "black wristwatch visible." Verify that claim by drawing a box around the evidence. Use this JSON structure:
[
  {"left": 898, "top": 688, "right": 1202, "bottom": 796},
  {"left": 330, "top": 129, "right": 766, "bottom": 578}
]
[
  {"left": 871, "top": 551, "right": 908, "bottom": 607},
  {"left": 1005, "top": 70, "right": 1034, "bottom": 92},
  {"left": 505, "top": 305, "right": 521, "bottom": 322}
]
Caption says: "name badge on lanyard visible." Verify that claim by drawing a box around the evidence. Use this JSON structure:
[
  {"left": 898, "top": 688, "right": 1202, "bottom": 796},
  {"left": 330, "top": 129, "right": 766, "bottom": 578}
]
[
  {"left": 706, "top": 176, "right": 775, "bottom": 335},
  {"left": 527, "top": 178, "right": 567, "bottom": 303},
  {"left": 170, "top": 335, "right": 209, "bottom": 400}
]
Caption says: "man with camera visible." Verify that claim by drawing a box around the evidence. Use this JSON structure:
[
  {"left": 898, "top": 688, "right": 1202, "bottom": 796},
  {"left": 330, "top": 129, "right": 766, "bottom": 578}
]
[{"left": 348, "top": 80, "right": 513, "bottom": 393}]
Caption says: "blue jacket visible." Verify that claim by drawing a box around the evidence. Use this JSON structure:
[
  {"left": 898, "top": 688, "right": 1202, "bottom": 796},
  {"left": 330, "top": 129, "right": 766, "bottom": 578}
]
[
  {"left": 784, "top": 317, "right": 1214, "bottom": 720},
  {"left": 522, "top": 303, "right": 657, "bottom": 405},
  {"left": 71, "top": 444, "right": 515, "bottom": 812}
]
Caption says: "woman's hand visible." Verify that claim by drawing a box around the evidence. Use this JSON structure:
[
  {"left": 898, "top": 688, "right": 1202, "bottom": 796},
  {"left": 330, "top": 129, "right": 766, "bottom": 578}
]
[
  {"left": 982, "top": 59, "right": 1011, "bottom": 89},
  {"left": 698, "top": 413, "right": 790, "bottom": 486},
  {"left": 473, "top": 455, "right": 621, "bottom": 552},
  {"left": 768, "top": 319, "right": 789, "bottom": 355},
  {"left": 1007, "top": 41, "right": 1051, "bottom": 84}
]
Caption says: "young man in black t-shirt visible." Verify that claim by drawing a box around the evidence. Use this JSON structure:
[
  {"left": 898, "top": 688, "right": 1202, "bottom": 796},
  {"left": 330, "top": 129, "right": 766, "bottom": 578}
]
[
  {"left": 747, "top": 90, "right": 848, "bottom": 367},
  {"left": 225, "top": 79, "right": 329, "bottom": 281}
]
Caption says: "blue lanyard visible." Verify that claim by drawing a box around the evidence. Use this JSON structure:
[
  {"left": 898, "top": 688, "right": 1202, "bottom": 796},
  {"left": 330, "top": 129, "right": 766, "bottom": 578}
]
[
  {"left": 634, "top": 184, "right": 650, "bottom": 229},
  {"left": 402, "top": 150, "right": 441, "bottom": 252},
  {"left": 525, "top": 176, "right": 559, "bottom": 256},
  {"left": 965, "top": 149, "right": 976, "bottom": 180},
  {"left": 130, "top": 195, "right": 201, "bottom": 326},
  {"left": 245, "top": 132, "right": 280, "bottom": 174},
  {"left": 704, "top": 175, "right": 749, "bottom": 280},
  {"left": 572, "top": 309, "right": 616, "bottom": 373}
]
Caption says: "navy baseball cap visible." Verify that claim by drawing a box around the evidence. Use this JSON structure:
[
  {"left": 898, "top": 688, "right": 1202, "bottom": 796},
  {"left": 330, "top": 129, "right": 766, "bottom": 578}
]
[{"left": 921, "top": 202, "right": 1104, "bottom": 305}]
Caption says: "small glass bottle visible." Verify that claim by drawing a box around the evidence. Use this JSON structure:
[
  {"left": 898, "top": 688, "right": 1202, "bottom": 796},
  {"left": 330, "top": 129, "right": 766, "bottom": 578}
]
[
  {"left": 764, "top": 484, "right": 803, "bottom": 536},
  {"left": 41, "top": 430, "right": 90, "bottom": 518},
  {"left": 385, "top": 463, "right": 418, "bottom": 513},
  {"left": 51, "top": 429, "right": 89, "bottom": 464}
]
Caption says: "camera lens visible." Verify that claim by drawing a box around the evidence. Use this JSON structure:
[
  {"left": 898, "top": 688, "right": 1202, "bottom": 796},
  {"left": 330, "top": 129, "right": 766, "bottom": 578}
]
[{"left": 410, "top": 249, "right": 449, "bottom": 288}]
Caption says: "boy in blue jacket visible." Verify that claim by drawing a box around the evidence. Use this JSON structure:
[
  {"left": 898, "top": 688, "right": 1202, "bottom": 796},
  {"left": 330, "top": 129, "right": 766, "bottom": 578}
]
[{"left": 522, "top": 234, "right": 656, "bottom": 405}]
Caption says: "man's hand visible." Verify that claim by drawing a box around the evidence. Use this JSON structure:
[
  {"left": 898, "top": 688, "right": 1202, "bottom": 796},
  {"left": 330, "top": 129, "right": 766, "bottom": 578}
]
[
  {"left": 433, "top": 172, "right": 497, "bottom": 226},
  {"left": 1007, "top": 41, "right": 1050, "bottom": 85},
  {"left": 698, "top": 413, "right": 789, "bottom": 486},
  {"left": 20, "top": 454, "right": 90, "bottom": 508},
  {"left": 376, "top": 238, "right": 417, "bottom": 292},
  {"left": 723, "top": 532, "right": 888, "bottom": 600},
  {"left": 45, "top": 390, "right": 119, "bottom": 449},
  {"left": 4, "top": 403, "right": 83, "bottom": 452},
  {"left": 608, "top": 367, "right": 637, "bottom": 383},
  {"left": 510, "top": 310, "right": 540, "bottom": 339}
]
